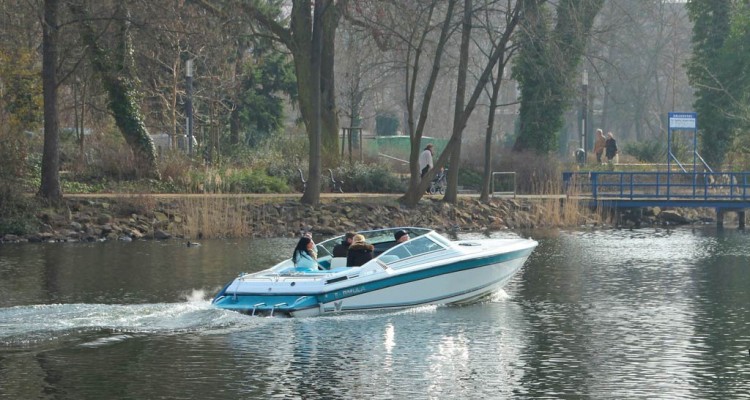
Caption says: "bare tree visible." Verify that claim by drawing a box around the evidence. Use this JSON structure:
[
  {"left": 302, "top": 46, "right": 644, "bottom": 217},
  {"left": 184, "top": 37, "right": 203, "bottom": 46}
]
[
  {"left": 351, "top": 0, "right": 524, "bottom": 205},
  {"left": 437, "top": 0, "right": 523, "bottom": 203},
  {"left": 351, "top": 0, "right": 459, "bottom": 204}
]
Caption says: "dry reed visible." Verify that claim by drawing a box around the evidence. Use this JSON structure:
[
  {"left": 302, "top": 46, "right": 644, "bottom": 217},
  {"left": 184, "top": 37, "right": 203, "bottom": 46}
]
[
  {"left": 175, "top": 196, "right": 254, "bottom": 239},
  {"left": 534, "top": 177, "right": 607, "bottom": 227}
]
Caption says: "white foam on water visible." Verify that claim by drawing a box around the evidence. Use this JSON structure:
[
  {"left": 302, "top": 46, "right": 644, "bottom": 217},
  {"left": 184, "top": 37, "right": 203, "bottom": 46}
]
[
  {"left": 180, "top": 288, "right": 211, "bottom": 303},
  {"left": 488, "top": 289, "right": 510, "bottom": 302},
  {"left": 0, "top": 292, "right": 250, "bottom": 348},
  {"left": 77, "top": 334, "right": 137, "bottom": 348}
]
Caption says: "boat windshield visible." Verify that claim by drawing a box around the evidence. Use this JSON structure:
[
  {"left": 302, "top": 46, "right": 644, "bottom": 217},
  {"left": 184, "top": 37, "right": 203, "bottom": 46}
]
[
  {"left": 378, "top": 234, "right": 446, "bottom": 265},
  {"left": 317, "top": 227, "right": 433, "bottom": 257}
]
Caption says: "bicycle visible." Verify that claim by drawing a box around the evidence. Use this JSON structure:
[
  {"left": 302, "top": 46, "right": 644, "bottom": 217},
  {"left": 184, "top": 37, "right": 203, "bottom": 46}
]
[{"left": 296, "top": 168, "right": 344, "bottom": 193}]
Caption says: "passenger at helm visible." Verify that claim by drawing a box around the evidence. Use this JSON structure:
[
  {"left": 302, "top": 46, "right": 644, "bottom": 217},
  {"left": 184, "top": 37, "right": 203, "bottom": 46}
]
[
  {"left": 394, "top": 230, "right": 409, "bottom": 243},
  {"left": 332, "top": 232, "right": 355, "bottom": 257}
]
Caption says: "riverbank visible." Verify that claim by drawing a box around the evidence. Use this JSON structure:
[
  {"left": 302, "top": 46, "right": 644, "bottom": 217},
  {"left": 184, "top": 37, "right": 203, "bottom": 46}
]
[{"left": 0, "top": 195, "right": 722, "bottom": 243}]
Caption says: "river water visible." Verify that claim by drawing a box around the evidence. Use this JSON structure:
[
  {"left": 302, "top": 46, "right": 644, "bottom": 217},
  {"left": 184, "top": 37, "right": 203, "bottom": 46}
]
[{"left": 1, "top": 228, "right": 748, "bottom": 399}]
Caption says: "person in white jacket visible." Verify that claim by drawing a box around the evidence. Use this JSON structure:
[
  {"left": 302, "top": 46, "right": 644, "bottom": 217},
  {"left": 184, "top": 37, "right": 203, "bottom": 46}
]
[{"left": 419, "top": 144, "right": 434, "bottom": 178}]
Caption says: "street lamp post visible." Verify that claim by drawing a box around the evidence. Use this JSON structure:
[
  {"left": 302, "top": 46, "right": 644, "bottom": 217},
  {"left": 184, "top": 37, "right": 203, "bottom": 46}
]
[
  {"left": 581, "top": 69, "right": 588, "bottom": 163},
  {"left": 186, "top": 59, "right": 194, "bottom": 156}
]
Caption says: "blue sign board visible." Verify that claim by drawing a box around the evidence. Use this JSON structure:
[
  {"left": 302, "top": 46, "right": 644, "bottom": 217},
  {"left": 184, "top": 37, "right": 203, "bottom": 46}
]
[{"left": 668, "top": 112, "right": 697, "bottom": 129}]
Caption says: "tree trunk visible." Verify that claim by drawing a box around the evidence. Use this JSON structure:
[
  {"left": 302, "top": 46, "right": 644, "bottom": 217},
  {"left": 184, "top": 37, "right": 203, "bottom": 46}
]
[
  {"left": 229, "top": 43, "right": 244, "bottom": 146},
  {"left": 230, "top": 107, "right": 241, "bottom": 146},
  {"left": 69, "top": 1, "right": 160, "bottom": 179},
  {"left": 301, "top": 0, "right": 326, "bottom": 205},
  {"left": 480, "top": 61, "right": 504, "bottom": 203},
  {"left": 39, "top": 0, "right": 62, "bottom": 202},
  {"left": 320, "top": 5, "right": 340, "bottom": 166},
  {"left": 442, "top": 0, "right": 472, "bottom": 204}
]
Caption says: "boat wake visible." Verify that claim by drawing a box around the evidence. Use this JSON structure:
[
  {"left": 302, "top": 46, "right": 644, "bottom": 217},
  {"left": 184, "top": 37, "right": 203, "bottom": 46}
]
[
  {"left": 0, "top": 289, "right": 252, "bottom": 350},
  {"left": 1, "top": 287, "right": 516, "bottom": 351}
]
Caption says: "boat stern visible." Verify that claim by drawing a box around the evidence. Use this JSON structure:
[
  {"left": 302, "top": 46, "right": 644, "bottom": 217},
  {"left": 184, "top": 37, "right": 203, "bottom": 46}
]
[{"left": 212, "top": 290, "right": 321, "bottom": 317}]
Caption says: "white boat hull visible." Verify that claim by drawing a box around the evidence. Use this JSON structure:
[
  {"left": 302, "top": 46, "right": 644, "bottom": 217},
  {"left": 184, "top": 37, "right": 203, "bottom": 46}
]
[{"left": 314, "top": 255, "right": 527, "bottom": 316}]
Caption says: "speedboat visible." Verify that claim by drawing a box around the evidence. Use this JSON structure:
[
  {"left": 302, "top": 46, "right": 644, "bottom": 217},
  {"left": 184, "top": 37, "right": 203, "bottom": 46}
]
[{"left": 212, "top": 227, "right": 537, "bottom": 317}]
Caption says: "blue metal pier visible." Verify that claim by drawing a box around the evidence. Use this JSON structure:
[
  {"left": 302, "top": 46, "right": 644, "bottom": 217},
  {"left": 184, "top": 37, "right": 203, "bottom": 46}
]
[{"left": 562, "top": 170, "right": 750, "bottom": 227}]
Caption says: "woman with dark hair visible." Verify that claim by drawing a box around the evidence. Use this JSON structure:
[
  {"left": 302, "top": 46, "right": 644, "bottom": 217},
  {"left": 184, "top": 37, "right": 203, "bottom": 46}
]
[{"left": 292, "top": 236, "right": 319, "bottom": 272}]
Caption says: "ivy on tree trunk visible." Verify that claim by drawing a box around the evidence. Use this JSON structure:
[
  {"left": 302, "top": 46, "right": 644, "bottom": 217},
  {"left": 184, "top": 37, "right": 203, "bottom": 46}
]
[
  {"left": 513, "top": 0, "right": 603, "bottom": 154},
  {"left": 69, "top": 1, "right": 160, "bottom": 180}
]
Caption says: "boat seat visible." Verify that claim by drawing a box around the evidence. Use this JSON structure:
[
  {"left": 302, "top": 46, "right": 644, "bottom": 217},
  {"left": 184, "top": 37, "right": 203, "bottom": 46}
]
[{"left": 330, "top": 257, "right": 348, "bottom": 268}]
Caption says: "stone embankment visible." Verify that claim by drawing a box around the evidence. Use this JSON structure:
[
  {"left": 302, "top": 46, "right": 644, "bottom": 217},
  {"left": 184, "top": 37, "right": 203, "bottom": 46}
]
[{"left": 0, "top": 197, "right": 720, "bottom": 243}]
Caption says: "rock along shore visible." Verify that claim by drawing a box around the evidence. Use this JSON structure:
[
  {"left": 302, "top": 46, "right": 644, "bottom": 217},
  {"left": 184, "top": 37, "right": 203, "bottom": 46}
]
[{"left": 0, "top": 196, "right": 720, "bottom": 244}]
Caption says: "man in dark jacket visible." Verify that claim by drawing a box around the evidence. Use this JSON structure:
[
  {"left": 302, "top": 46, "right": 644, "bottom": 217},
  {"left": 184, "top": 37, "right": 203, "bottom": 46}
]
[
  {"left": 605, "top": 131, "right": 618, "bottom": 162},
  {"left": 332, "top": 232, "right": 355, "bottom": 257}
]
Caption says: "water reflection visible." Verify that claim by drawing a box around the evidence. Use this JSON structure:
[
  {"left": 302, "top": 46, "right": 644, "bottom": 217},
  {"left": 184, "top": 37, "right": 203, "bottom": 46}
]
[
  {"left": 514, "top": 227, "right": 750, "bottom": 398},
  {"left": 1, "top": 228, "right": 749, "bottom": 399}
]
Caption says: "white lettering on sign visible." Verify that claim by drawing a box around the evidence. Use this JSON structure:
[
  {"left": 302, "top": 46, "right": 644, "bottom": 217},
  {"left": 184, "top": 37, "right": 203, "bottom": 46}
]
[{"left": 669, "top": 113, "right": 696, "bottom": 129}]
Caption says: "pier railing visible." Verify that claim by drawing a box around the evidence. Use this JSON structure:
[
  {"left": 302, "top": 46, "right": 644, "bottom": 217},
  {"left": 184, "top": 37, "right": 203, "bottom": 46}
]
[{"left": 562, "top": 171, "right": 750, "bottom": 201}]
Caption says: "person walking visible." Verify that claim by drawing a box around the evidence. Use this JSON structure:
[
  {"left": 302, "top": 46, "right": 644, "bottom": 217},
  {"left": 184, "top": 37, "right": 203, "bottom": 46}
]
[
  {"left": 419, "top": 144, "right": 434, "bottom": 178},
  {"left": 593, "top": 129, "right": 606, "bottom": 163},
  {"left": 605, "top": 132, "right": 618, "bottom": 163}
]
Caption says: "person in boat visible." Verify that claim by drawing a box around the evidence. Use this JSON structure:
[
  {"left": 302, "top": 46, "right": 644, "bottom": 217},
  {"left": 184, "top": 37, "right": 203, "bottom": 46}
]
[
  {"left": 394, "top": 230, "right": 409, "bottom": 243},
  {"left": 332, "top": 232, "right": 355, "bottom": 257},
  {"left": 346, "top": 234, "right": 374, "bottom": 267},
  {"left": 302, "top": 231, "right": 318, "bottom": 258},
  {"left": 292, "top": 236, "right": 320, "bottom": 272}
]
